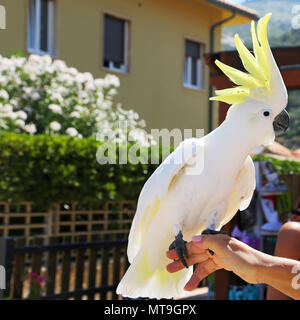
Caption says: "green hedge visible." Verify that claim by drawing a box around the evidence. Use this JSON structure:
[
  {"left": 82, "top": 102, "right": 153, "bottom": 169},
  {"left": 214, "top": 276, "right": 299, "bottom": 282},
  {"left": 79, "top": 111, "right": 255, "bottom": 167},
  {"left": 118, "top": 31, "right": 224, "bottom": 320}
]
[
  {"left": 0, "top": 132, "right": 299, "bottom": 210},
  {"left": 252, "top": 154, "right": 300, "bottom": 175},
  {"left": 0, "top": 132, "right": 160, "bottom": 209}
]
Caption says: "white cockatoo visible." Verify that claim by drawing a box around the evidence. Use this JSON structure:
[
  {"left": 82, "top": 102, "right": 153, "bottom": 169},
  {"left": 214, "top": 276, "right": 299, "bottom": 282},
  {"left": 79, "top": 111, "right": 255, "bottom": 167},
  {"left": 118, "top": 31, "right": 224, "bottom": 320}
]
[{"left": 117, "top": 13, "right": 289, "bottom": 299}]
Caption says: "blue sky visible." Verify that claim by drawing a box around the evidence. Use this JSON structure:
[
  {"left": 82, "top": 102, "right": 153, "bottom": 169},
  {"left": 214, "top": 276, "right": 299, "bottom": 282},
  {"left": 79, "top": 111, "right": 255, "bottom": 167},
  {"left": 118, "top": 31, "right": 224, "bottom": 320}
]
[{"left": 230, "top": 0, "right": 246, "bottom": 3}]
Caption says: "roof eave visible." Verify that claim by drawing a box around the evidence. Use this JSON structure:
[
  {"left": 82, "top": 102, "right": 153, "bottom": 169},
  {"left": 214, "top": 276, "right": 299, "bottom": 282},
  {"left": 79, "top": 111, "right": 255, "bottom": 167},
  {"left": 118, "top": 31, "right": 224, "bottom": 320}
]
[{"left": 204, "top": 0, "right": 259, "bottom": 21}]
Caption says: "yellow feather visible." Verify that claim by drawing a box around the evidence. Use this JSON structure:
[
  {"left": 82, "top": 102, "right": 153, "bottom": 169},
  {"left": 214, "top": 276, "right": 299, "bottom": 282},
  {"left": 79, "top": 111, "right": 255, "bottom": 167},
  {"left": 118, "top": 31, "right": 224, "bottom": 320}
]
[
  {"left": 257, "top": 13, "right": 272, "bottom": 51},
  {"left": 210, "top": 87, "right": 250, "bottom": 104},
  {"left": 215, "top": 86, "right": 249, "bottom": 96},
  {"left": 215, "top": 60, "right": 261, "bottom": 88},
  {"left": 211, "top": 13, "right": 274, "bottom": 104},
  {"left": 234, "top": 34, "right": 265, "bottom": 85},
  {"left": 250, "top": 21, "right": 270, "bottom": 84},
  {"left": 210, "top": 93, "right": 248, "bottom": 105}
]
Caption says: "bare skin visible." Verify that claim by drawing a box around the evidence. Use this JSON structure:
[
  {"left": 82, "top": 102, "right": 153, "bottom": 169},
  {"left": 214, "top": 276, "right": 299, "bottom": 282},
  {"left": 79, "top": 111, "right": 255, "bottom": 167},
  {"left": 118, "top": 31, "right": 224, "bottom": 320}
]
[
  {"left": 267, "top": 221, "right": 300, "bottom": 300},
  {"left": 166, "top": 234, "right": 300, "bottom": 300}
]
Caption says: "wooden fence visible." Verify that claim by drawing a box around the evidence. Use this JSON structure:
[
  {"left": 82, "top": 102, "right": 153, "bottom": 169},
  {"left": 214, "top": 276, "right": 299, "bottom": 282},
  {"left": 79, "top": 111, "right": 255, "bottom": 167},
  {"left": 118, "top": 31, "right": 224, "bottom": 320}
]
[
  {"left": 0, "top": 201, "right": 136, "bottom": 244},
  {"left": 0, "top": 236, "right": 208, "bottom": 300},
  {"left": 1, "top": 237, "right": 129, "bottom": 300}
]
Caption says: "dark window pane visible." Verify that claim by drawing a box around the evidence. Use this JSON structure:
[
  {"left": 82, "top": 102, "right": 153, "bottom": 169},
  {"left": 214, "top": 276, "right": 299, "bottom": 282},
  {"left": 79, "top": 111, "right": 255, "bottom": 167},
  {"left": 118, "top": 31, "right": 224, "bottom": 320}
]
[
  {"left": 103, "top": 15, "right": 125, "bottom": 65},
  {"left": 40, "top": 0, "right": 48, "bottom": 52},
  {"left": 28, "top": 0, "right": 36, "bottom": 49},
  {"left": 185, "top": 40, "right": 200, "bottom": 59},
  {"left": 191, "top": 58, "right": 197, "bottom": 86}
]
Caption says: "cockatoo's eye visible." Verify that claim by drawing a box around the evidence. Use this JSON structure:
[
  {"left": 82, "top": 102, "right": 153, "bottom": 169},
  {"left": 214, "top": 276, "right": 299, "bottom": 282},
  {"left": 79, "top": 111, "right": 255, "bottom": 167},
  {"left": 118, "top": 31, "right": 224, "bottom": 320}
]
[{"left": 262, "top": 109, "right": 272, "bottom": 118}]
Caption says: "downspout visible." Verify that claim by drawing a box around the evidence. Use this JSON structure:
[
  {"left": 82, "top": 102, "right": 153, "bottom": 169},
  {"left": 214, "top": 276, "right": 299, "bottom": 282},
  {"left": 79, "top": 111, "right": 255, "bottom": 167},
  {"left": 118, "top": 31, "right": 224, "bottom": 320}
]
[{"left": 208, "top": 11, "right": 236, "bottom": 132}]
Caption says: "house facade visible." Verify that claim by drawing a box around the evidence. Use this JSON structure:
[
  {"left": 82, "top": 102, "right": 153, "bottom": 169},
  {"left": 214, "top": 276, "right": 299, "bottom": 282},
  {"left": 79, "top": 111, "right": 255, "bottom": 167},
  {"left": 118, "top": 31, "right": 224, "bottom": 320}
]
[{"left": 0, "top": 0, "right": 257, "bottom": 134}]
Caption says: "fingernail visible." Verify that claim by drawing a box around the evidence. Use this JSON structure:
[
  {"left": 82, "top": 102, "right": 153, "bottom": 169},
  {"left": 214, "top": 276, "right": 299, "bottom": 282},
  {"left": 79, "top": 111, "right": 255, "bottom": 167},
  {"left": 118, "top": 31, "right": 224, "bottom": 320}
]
[{"left": 192, "top": 235, "right": 202, "bottom": 242}]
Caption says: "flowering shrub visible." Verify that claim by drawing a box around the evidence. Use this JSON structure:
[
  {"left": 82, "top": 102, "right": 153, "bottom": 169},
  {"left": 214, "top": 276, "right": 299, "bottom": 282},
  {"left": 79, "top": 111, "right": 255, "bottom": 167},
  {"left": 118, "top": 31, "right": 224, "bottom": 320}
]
[{"left": 0, "top": 54, "right": 152, "bottom": 145}]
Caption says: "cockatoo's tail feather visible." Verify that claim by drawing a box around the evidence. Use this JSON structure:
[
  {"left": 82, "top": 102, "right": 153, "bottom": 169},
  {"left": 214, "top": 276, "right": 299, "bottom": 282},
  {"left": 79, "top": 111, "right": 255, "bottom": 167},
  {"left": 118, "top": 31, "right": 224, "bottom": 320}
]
[
  {"left": 210, "top": 13, "right": 285, "bottom": 108},
  {"left": 116, "top": 249, "right": 192, "bottom": 299}
]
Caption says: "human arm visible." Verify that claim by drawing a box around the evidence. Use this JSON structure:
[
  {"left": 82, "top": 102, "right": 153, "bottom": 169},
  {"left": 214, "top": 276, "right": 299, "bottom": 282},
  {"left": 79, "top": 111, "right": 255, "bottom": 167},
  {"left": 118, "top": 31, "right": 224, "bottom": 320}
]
[
  {"left": 267, "top": 221, "right": 300, "bottom": 300},
  {"left": 166, "top": 234, "right": 300, "bottom": 300}
]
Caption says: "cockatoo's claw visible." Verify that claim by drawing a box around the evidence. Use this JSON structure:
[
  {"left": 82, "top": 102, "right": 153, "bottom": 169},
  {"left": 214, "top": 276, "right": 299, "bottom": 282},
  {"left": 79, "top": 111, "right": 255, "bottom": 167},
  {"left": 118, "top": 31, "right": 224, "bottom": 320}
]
[
  {"left": 201, "top": 229, "right": 228, "bottom": 256},
  {"left": 169, "top": 231, "right": 189, "bottom": 268}
]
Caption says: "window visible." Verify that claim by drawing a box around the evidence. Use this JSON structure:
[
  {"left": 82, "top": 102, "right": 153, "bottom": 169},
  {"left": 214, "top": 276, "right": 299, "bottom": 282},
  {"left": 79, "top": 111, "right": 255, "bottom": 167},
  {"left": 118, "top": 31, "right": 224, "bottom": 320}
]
[
  {"left": 184, "top": 40, "right": 204, "bottom": 89},
  {"left": 103, "top": 14, "right": 129, "bottom": 73},
  {"left": 28, "top": 0, "right": 55, "bottom": 55}
]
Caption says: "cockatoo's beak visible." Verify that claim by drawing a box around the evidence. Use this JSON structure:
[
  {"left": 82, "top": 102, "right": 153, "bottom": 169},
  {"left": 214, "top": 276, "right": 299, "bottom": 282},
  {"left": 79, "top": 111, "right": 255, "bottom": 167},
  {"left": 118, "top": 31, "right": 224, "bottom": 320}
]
[{"left": 273, "top": 109, "right": 290, "bottom": 136}]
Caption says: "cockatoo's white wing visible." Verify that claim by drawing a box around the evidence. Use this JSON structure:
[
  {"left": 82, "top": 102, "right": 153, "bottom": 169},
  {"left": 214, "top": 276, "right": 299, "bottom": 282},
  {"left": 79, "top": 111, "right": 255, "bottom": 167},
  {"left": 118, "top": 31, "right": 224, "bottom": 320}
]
[
  {"left": 127, "top": 138, "right": 203, "bottom": 263},
  {"left": 221, "top": 155, "right": 256, "bottom": 227}
]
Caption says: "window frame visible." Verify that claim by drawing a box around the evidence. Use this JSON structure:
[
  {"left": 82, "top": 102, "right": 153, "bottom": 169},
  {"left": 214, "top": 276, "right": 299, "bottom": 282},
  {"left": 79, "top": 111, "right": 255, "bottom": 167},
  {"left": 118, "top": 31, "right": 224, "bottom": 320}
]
[
  {"left": 183, "top": 38, "right": 205, "bottom": 91},
  {"left": 28, "top": 0, "right": 55, "bottom": 56},
  {"left": 102, "top": 12, "right": 130, "bottom": 74}
]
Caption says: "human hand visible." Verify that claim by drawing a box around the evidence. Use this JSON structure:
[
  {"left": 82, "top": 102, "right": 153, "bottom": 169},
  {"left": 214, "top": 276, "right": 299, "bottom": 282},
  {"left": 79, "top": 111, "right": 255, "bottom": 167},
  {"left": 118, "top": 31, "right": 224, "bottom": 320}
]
[{"left": 166, "top": 234, "right": 263, "bottom": 291}]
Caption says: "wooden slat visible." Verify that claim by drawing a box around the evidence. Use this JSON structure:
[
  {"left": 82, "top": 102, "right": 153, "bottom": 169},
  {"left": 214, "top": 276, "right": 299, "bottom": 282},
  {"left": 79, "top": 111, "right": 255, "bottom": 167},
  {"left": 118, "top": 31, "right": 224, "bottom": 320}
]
[
  {"left": 112, "top": 246, "right": 121, "bottom": 300},
  {"left": 87, "top": 248, "right": 97, "bottom": 300},
  {"left": 60, "top": 239, "right": 71, "bottom": 293},
  {"left": 100, "top": 247, "right": 109, "bottom": 300},
  {"left": 46, "top": 238, "right": 57, "bottom": 296},
  {"left": 0, "top": 213, "right": 48, "bottom": 217},
  {"left": 31, "top": 238, "right": 43, "bottom": 274},
  {"left": 74, "top": 236, "right": 85, "bottom": 300},
  {"left": 12, "top": 238, "right": 26, "bottom": 299}
]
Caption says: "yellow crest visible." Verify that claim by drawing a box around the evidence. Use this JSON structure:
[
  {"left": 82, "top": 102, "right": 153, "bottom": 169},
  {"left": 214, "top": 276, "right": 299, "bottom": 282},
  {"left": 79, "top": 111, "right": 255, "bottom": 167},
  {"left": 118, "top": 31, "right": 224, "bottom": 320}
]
[{"left": 210, "top": 13, "right": 273, "bottom": 105}]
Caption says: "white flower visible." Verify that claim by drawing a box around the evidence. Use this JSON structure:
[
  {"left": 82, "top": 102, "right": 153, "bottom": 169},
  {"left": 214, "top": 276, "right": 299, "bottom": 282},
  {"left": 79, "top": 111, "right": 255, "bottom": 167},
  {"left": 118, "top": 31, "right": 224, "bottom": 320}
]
[
  {"left": 48, "top": 104, "right": 62, "bottom": 114},
  {"left": 139, "top": 120, "right": 146, "bottom": 128},
  {"left": 24, "top": 123, "right": 37, "bottom": 134},
  {"left": 0, "top": 89, "right": 9, "bottom": 100},
  {"left": 52, "top": 60, "right": 67, "bottom": 72},
  {"left": 16, "top": 119, "right": 25, "bottom": 128},
  {"left": 66, "top": 127, "right": 78, "bottom": 136},
  {"left": 94, "top": 79, "right": 104, "bottom": 89},
  {"left": 10, "top": 99, "right": 18, "bottom": 107},
  {"left": 50, "top": 121, "right": 61, "bottom": 131},
  {"left": 67, "top": 67, "right": 78, "bottom": 76},
  {"left": 104, "top": 74, "right": 120, "bottom": 88},
  {"left": 74, "top": 105, "right": 84, "bottom": 112},
  {"left": 31, "top": 92, "right": 40, "bottom": 101},
  {"left": 16, "top": 110, "right": 27, "bottom": 120},
  {"left": 83, "top": 72, "right": 93, "bottom": 82},
  {"left": 51, "top": 92, "right": 63, "bottom": 103},
  {"left": 70, "top": 111, "right": 80, "bottom": 118},
  {"left": 5, "top": 112, "right": 17, "bottom": 120},
  {"left": 109, "top": 88, "right": 117, "bottom": 96},
  {"left": 75, "top": 73, "right": 86, "bottom": 83},
  {"left": 1, "top": 104, "right": 13, "bottom": 113}
]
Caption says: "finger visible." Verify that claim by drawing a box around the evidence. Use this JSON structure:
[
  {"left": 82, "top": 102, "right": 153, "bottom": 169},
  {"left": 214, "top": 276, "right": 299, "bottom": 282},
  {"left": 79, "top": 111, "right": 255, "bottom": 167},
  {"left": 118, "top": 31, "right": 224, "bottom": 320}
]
[
  {"left": 184, "top": 259, "right": 217, "bottom": 291},
  {"left": 166, "top": 241, "right": 208, "bottom": 260},
  {"left": 191, "top": 234, "right": 230, "bottom": 253},
  {"left": 166, "top": 253, "right": 209, "bottom": 273}
]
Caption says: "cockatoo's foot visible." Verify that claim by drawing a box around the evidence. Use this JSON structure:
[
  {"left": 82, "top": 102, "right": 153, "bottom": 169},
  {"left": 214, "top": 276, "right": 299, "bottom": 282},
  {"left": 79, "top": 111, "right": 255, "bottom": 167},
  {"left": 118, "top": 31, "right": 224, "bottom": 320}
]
[
  {"left": 168, "top": 230, "right": 189, "bottom": 268},
  {"left": 201, "top": 229, "right": 228, "bottom": 256}
]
